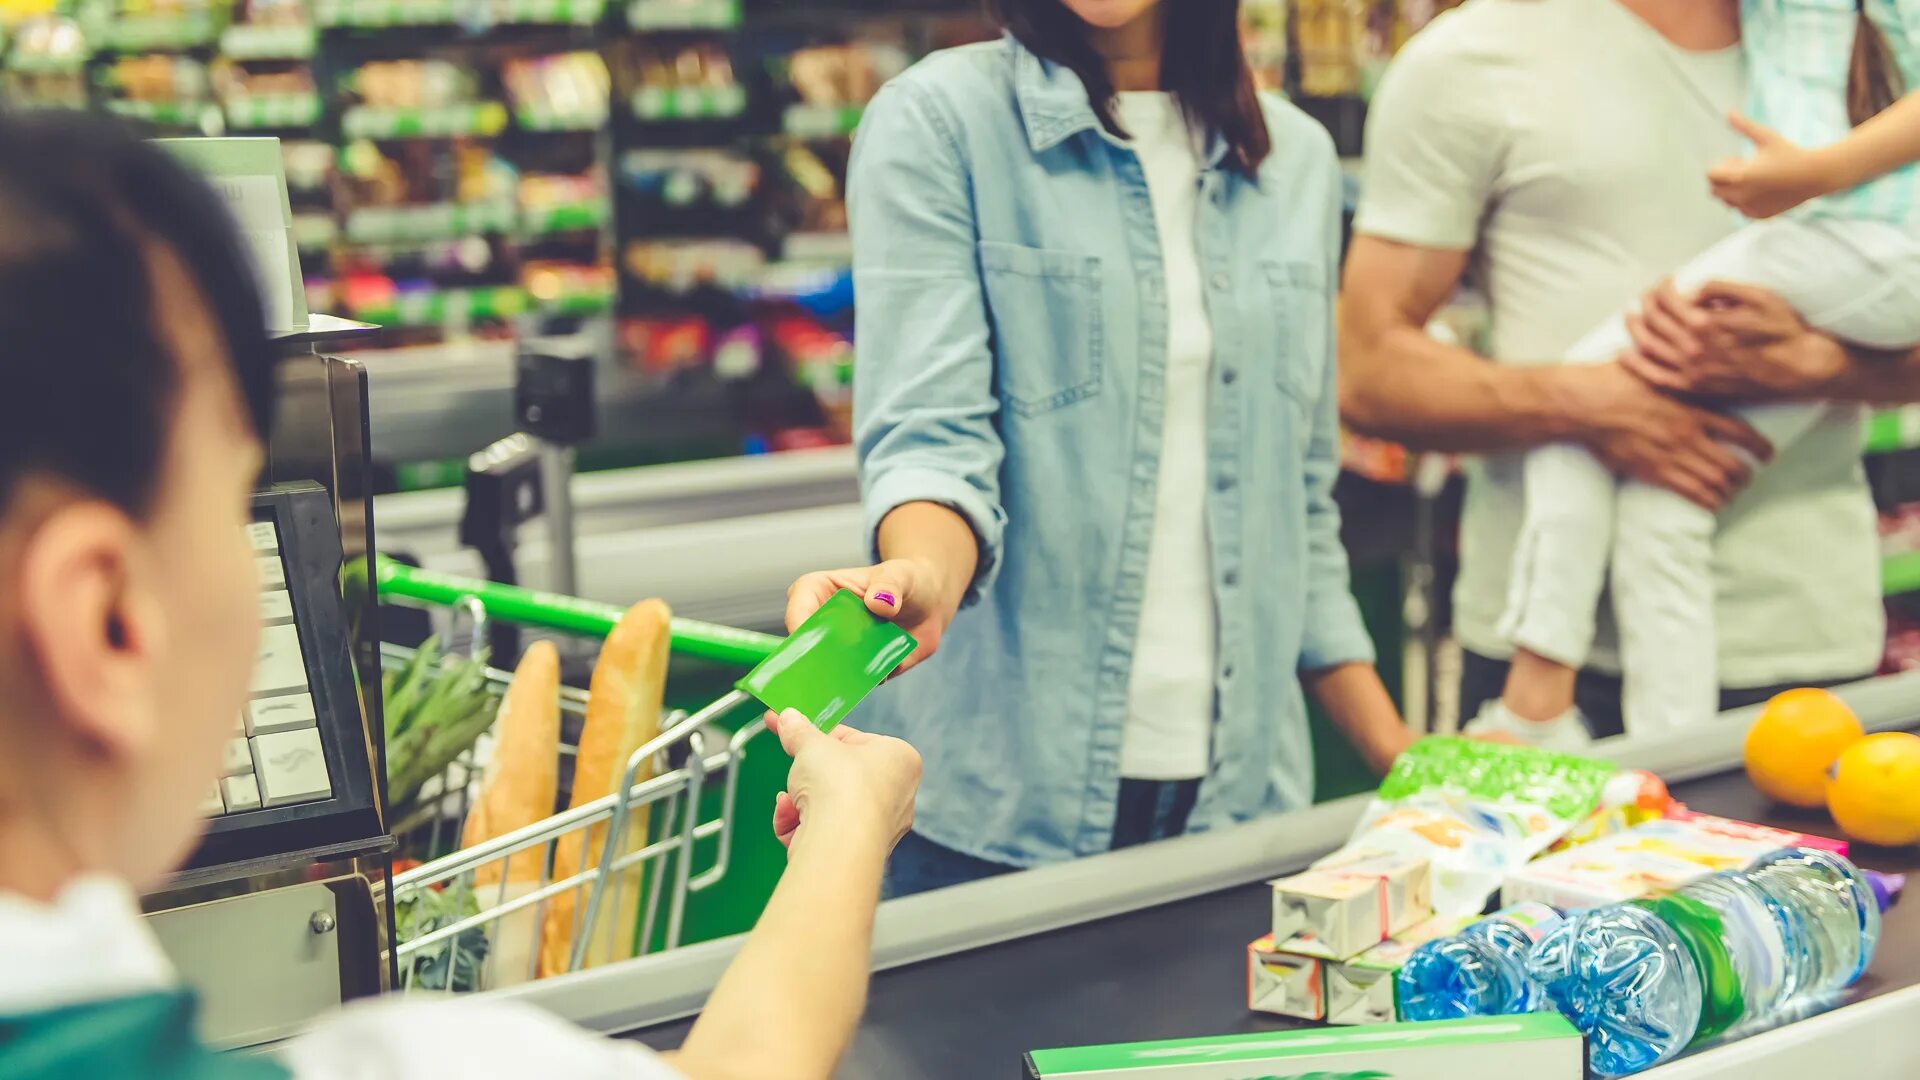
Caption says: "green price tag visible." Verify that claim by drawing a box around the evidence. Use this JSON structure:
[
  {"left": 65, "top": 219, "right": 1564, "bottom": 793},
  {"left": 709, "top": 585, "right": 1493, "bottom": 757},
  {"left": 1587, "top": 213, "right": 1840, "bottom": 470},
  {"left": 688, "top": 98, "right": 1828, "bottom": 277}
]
[{"left": 736, "top": 589, "right": 916, "bottom": 734}]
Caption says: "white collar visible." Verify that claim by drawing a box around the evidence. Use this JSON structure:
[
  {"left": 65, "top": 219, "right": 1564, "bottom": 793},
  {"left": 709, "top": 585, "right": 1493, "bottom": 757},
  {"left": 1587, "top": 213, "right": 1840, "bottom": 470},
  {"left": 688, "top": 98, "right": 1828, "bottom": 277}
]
[{"left": 0, "top": 875, "right": 177, "bottom": 1015}]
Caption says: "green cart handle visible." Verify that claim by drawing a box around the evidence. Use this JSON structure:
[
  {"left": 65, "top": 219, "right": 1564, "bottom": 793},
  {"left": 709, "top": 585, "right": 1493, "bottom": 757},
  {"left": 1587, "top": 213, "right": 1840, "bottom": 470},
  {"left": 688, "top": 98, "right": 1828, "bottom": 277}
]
[{"left": 370, "top": 555, "right": 781, "bottom": 667}]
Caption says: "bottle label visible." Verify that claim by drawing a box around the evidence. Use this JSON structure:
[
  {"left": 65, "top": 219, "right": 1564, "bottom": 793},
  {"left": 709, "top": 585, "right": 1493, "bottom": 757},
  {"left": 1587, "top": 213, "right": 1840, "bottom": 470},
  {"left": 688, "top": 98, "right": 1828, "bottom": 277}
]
[{"left": 1491, "top": 901, "right": 1566, "bottom": 944}]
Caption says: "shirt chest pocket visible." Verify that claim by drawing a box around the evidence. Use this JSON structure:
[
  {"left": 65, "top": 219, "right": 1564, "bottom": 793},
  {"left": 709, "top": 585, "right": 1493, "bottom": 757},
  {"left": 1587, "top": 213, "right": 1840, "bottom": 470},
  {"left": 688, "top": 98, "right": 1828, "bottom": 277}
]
[
  {"left": 1262, "top": 260, "right": 1330, "bottom": 405},
  {"left": 979, "top": 241, "right": 1105, "bottom": 416}
]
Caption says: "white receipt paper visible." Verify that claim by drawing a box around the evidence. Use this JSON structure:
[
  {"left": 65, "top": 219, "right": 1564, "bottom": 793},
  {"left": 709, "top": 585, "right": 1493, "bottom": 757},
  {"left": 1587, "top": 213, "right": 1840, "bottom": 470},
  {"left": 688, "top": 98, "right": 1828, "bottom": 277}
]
[{"left": 209, "top": 174, "right": 298, "bottom": 333}]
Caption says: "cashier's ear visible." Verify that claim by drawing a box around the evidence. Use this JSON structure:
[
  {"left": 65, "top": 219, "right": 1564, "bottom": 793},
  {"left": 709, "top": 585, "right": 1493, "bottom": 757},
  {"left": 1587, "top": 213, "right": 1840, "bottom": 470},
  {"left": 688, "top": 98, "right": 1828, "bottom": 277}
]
[{"left": 17, "top": 499, "right": 165, "bottom": 759}]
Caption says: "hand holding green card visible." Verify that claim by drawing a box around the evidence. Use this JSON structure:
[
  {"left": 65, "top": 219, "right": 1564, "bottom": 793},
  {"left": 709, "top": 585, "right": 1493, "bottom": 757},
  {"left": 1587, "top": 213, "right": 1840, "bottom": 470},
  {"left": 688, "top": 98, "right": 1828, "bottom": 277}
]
[{"left": 736, "top": 590, "right": 917, "bottom": 734}]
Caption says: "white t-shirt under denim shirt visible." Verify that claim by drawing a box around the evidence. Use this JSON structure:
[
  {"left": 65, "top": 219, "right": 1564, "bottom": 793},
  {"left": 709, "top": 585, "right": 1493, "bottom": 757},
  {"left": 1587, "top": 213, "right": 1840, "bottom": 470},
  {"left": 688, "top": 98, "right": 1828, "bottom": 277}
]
[
  {"left": 1115, "top": 91, "right": 1218, "bottom": 782},
  {"left": 1354, "top": 0, "right": 1882, "bottom": 688}
]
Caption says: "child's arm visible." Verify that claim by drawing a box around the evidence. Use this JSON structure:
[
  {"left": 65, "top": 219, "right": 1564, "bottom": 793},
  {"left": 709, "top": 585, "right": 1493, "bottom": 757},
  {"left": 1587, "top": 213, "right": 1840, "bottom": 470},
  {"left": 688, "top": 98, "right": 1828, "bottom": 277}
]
[{"left": 1709, "top": 95, "right": 1920, "bottom": 218}]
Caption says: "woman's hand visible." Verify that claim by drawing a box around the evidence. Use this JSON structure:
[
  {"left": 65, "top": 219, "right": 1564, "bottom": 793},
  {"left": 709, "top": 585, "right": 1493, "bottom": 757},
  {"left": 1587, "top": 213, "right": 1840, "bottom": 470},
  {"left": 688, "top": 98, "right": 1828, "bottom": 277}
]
[
  {"left": 785, "top": 557, "right": 960, "bottom": 676},
  {"left": 1708, "top": 113, "right": 1841, "bottom": 219},
  {"left": 768, "top": 709, "right": 922, "bottom": 852}
]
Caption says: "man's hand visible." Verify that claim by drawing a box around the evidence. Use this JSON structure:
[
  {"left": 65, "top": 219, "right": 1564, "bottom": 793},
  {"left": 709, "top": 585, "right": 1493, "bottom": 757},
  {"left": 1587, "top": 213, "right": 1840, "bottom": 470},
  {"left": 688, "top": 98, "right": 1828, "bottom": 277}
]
[
  {"left": 1624, "top": 278, "right": 1848, "bottom": 400},
  {"left": 1708, "top": 113, "right": 1842, "bottom": 219},
  {"left": 786, "top": 557, "right": 960, "bottom": 676},
  {"left": 769, "top": 710, "right": 921, "bottom": 852},
  {"left": 1560, "top": 361, "right": 1773, "bottom": 510}
]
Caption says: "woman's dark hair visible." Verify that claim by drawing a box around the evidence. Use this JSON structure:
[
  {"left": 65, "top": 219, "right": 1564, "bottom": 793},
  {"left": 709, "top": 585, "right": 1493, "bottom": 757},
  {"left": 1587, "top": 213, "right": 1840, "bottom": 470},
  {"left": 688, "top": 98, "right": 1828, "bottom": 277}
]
[
  {"left": 989, "top": 0, "right": 1271, "bottom": 175},
  {"left": 0, "top": 111, "right": 275, "bottom": 516},
  {"left": 1849, "top": 3, "right": 1904, "bottom": 127}
]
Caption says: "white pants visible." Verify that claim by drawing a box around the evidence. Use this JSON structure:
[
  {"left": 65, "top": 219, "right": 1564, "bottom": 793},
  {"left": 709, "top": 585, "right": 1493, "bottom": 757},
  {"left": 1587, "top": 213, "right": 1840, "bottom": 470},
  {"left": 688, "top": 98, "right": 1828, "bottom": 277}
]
[{"left": 1503, "top": 215, "right": 1920, "bottom": 734}]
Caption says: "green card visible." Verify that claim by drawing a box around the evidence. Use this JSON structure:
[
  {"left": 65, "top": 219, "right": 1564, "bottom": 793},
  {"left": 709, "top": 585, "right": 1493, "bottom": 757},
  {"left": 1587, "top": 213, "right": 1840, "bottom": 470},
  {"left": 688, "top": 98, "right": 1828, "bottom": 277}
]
[{"left": 736, "top": 590, "right": 916, "bottom": 734}]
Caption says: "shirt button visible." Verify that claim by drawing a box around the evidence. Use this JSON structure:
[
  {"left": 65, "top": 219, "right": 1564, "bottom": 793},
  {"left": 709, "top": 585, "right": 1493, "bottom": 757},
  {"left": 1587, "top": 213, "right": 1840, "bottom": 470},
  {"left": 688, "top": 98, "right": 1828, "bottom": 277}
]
[
  {"left": 1215, "top": 475, "right": 1235, "bottom": 492},
  {"left": 1222, "top": 665, "right": 1236, "bottom": 680},
  {"left": 1223, "top": 570, "right": 1239, "bottom": 587},
  {"left": 1221, "top": 368, "right": 1238, "bottom": 385},
  {"left": 1210, "top": 272, "right": 1230, "bottom": 291}
]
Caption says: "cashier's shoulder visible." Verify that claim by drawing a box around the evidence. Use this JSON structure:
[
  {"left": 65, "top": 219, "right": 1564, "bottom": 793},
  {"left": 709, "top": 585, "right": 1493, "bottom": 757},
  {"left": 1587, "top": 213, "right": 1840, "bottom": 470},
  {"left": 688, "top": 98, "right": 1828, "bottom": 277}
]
[{"left": 280, "top": 994, "right": 685, "bottom": 1080}]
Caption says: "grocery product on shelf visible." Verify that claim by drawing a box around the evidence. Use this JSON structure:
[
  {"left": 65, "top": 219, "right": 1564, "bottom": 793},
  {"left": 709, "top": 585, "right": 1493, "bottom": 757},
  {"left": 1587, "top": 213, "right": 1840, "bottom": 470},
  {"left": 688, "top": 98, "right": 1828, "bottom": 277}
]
[
  {"left": 459, "top": 639, "right": 561, "bottom": 989},
  {"left": 1323, "top": 737, "right": 1615, "bottom": 915},
  {"left": 1528, "top": 846, "right": 1882, "bottom": 1077},
  {"left": 539, "top": 597, "right": 671, "bottom": 975},
  {"left": 1396, "top": 902, "right": 1564, "bottom": 1022}
]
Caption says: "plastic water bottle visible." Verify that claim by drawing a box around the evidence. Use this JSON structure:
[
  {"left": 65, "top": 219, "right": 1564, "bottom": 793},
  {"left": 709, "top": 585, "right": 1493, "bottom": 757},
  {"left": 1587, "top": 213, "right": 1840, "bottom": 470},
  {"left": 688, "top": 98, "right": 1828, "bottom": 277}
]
[
  {"left": 1396, "top": 902, "right": 1564, "bottom": 1021},
  {"left": 1528, "top": 847, "right": 1881, "bottom": 1077},
  {"left": 1744, "top": 847, "right": 1882, "bottom": 997}
]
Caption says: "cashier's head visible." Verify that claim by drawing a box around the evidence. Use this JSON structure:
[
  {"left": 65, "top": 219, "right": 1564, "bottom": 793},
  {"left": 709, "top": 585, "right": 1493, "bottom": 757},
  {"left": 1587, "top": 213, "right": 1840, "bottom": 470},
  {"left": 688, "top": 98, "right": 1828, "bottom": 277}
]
[{"left": 0, "top": 113, "right": 276, "bottom": 896}]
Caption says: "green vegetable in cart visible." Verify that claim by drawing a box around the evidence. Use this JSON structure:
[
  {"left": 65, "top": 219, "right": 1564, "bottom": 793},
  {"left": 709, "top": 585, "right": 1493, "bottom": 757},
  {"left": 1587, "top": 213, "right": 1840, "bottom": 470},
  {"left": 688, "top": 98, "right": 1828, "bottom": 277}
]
[{"left": 383, "top": 636, "right": 502, "bottom": 815}]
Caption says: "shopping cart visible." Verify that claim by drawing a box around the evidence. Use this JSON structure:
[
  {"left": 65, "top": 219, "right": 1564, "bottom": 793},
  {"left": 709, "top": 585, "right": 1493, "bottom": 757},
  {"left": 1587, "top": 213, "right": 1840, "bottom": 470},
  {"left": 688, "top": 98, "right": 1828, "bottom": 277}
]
[{"left": 372, "top": 557, "right": 781, "bottom": 992}]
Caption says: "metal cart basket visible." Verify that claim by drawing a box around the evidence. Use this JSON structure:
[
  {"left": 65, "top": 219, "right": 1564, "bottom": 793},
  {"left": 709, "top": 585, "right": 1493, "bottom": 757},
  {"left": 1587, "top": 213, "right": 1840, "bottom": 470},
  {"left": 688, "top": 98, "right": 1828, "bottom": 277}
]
[{"left": 373, "top": 558, "right": 780, "bottom": 993}]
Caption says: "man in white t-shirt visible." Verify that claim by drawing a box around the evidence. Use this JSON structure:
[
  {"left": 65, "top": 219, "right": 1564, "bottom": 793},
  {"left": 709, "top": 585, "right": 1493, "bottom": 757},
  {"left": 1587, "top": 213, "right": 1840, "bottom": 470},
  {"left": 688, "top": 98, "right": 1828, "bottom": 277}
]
[
  {"left": 0, "top": 114, "right": 921, "bottom": 1080},
  {"left": 1342, "top": 0, "right": 1920, "bottom": 737}
]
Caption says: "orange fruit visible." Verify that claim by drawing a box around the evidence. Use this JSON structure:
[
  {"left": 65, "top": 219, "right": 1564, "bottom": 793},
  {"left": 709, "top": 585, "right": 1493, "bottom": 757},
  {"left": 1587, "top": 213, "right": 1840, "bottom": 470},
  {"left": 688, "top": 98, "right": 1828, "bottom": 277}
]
[
  {"left": 1743, "top": 688, "right": 1864, "bottom": 808},
  {"left": 1828, "top": 732, "right": 1920, "bottom": 847}
]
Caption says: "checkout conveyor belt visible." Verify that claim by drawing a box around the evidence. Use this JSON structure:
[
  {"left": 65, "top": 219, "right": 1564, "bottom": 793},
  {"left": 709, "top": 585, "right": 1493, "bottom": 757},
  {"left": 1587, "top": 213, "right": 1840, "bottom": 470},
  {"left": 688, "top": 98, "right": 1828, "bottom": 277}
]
[{"left": 491, "top": 672, "right": 1920, "bottom": 1078}]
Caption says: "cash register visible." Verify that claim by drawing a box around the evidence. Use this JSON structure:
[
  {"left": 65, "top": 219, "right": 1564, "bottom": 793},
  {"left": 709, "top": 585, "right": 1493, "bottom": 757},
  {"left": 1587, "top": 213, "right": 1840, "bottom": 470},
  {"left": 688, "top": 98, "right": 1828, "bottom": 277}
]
[{"left": 188, "top": 482, "right": 382, "bottom": 870}]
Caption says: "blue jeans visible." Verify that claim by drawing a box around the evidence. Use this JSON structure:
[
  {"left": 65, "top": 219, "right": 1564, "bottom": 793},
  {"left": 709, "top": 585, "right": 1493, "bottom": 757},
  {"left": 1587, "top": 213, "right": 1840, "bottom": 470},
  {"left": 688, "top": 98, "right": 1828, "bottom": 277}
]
[{"left": 883, "top": 778, "right": 1201, "bottom": 899}]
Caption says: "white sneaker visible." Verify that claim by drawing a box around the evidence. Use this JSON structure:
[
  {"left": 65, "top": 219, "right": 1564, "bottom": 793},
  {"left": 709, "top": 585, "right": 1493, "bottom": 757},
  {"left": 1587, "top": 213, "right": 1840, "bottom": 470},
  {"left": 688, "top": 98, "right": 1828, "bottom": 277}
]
[{"left": 1464, "top": 700, "right": 1594, "bottom": 753}]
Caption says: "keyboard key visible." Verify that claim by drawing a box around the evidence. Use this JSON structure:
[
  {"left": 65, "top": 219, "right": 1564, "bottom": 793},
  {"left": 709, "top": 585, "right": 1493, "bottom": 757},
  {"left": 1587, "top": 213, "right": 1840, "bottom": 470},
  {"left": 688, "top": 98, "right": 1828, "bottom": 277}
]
[
  {"left": 222, "top": 773, "right": 262, "bottom": 813},
  {"left": 250, "top": 624, "right": 307, "bottom": 695},
  {"left": 247, "top": 521, "right": 279, "bottom": 552},
  {"left": 257, "top": 589, "right": 293, "bottom": 623},
  {"left": 222, "top": 738, "right": 254, "bottom": 777},
  {"left": 255, "top": 555, "right": 286, "bottom": 590},
  {"left": 200, "top": 784, "right": 227, "bottom": 816},
  {"left": 252, "top": 728, "right": 332, "bottom": 808},
  {"left": 247, "top": 692, "right": 317, "bottom": 735}
]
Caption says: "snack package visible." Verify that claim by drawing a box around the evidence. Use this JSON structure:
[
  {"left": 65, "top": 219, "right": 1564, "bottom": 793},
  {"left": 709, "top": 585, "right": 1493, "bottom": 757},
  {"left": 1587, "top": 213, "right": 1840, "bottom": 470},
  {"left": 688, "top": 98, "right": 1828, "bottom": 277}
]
[
  {"left": 1547, "top": 769, "right": 1676, "bottom": 853},
  {"left": 1247, "top": 935, "right": 1325, "bottom": 1021},
  {"left": 1320, "top": 738, "right": 1615, "bottom": 916},
  {"left": 1502, "top": 813, "right": 1848, "bottom": 910}
]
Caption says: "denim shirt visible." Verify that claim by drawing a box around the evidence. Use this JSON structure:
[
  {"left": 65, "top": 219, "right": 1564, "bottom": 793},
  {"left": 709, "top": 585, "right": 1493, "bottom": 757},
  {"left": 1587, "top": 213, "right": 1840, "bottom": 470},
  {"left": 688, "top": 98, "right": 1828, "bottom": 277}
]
[{"left": 850, "top": 37, "right": 1374, "bottom": 868}]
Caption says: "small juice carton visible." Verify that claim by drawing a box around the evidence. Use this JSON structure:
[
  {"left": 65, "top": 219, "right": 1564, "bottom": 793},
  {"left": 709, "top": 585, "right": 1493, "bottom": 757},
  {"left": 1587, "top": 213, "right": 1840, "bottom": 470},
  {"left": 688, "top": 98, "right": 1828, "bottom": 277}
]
[
  {"left": 1270, "top": 854, "right": 1432, "bottom": 960},
  {"left": 1246, "top": 935, "right": 1324, "bottom": 1021}
]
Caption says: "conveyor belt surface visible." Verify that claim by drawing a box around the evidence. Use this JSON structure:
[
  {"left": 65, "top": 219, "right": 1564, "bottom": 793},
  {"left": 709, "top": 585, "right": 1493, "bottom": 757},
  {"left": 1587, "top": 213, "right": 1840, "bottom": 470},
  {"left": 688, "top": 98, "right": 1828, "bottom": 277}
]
[{"left": 627, "top": 763, "right": 1920, "bottom": 1078}]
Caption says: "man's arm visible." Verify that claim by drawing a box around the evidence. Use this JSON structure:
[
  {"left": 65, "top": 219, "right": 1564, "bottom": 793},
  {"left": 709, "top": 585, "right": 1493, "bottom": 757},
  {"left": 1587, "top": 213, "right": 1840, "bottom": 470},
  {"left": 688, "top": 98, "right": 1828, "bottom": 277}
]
[
  {"left": 1339, "top": 237, "right": 1769, "bottom": 509},
  {"left": 1338, "top": 237, "right": 1587, "bottom": 450}
]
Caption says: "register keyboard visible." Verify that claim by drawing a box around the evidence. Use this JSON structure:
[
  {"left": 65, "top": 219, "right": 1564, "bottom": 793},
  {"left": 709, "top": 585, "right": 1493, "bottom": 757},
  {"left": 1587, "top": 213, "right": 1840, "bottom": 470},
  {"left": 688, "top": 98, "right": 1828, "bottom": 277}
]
[{"left": 187, "top": 483, "right": 383, "bottom": 871}]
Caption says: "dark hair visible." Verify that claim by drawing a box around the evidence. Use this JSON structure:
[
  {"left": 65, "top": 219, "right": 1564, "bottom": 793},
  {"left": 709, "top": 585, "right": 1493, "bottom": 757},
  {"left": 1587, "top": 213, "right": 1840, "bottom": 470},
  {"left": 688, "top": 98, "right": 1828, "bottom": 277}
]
[
  {"left": 0, "top": 111, "right": 275, "bottom": 517},
  {"left": 989, "top": 0, "right": 1271, "bottom": 175},
  {"left": 1849, "top": 3, "right": 1904, "bottom": 126}
]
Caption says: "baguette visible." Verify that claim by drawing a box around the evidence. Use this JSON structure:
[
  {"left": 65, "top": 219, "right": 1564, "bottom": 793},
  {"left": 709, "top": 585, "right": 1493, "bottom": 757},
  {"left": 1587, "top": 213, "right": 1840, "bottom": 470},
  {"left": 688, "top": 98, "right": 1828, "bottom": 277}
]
[
  {"left": 460, "top": 639, "right": 561, "bottom": 987},
  {"left": 538, "top": 599, "right": 671, "bottom": 975}
]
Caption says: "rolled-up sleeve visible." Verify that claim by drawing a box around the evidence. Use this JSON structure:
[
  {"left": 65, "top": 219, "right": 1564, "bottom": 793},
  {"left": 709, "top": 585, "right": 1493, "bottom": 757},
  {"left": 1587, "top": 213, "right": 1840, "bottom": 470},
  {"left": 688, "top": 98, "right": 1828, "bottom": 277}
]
[
  {"left": 1300, "top": 155, "right": 1377, "bottom": 672},
  {"left": 849, "top": 79, "right": 1007, "bottom": 604}
]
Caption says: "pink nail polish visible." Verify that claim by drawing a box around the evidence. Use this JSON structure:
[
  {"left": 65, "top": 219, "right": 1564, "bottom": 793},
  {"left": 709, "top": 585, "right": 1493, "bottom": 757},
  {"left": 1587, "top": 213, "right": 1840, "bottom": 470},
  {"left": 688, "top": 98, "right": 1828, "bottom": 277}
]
[{"left": 873, "top": 591, "right": 897, "bottom": 606}]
